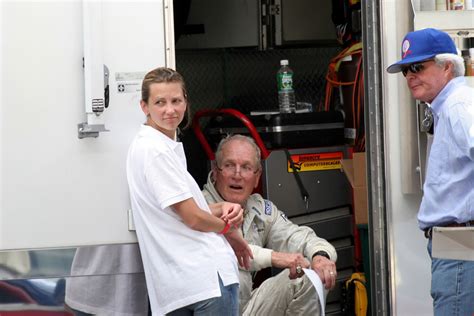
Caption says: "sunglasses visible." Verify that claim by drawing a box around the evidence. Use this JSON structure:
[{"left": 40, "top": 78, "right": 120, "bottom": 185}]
[{"left": 401, "top": 60, "right": 432, "bottom": 77}]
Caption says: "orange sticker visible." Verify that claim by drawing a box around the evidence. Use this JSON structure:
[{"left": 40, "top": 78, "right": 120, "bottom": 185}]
[{"left": 287, "top": 152, "right": 343, "bottom": 172}]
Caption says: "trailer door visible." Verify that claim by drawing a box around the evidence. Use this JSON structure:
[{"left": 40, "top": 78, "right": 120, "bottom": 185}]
[{"left": 1, "top": 0, "right": 174, "bottom": 251}]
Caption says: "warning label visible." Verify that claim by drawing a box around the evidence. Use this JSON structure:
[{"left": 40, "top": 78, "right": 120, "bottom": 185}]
[
  {"left": 117, "top": 82, "right": 141, "bottom": 93},
  {"left": 288, "top": 152, "right": 343, "bottom": 172},
  {"left": 115, "top": 71, "right": 146, "bottom": 94}
]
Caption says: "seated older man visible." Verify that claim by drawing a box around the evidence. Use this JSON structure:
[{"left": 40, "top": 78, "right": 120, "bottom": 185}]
[{"left": 202, "top": 134, "right": 337, "bottom": 315}]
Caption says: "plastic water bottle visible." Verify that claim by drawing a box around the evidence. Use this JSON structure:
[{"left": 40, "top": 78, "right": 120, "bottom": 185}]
[{"left": 277, "top": 59, "right": 296, "bottom": 113}]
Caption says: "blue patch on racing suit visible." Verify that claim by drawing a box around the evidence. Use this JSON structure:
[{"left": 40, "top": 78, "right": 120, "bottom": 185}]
[{"left": 264, "top": 200, "right": 272, "bottom": 215}]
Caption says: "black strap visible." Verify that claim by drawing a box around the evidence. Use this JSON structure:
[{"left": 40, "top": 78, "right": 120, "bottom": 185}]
[{"left": 284, "top": 149, "right": 309, "bottom": 210}]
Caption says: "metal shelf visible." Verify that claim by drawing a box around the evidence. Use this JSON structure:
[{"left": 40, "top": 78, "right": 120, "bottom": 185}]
[{"left": 415, "top": 10, "right": 474, "bottom": 30}]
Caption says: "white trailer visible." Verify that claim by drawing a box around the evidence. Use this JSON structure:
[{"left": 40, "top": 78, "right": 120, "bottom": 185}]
[{"left": 1, "top": 1, "right": 472, "bottom": 315}]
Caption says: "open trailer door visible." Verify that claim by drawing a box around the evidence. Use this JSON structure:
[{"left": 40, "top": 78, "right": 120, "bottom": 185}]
[
  {"left": 1, "top": 2, "right": 174, "bottom": 313},
  {"left": 1, "top": 1, "right": 174, "bottom": 251}
]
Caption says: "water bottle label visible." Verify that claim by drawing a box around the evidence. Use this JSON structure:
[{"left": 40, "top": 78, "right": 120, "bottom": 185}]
[{"left": 277, "top": 73, "right": 293, "bottom": 91}]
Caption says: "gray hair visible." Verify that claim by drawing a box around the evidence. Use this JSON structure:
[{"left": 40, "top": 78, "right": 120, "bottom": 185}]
[
  {"left": 214, "top": 134, "right": 262, "bottom": 169},
  {"left": 435, "top": 53, "right": 465, "bottom": 77}
]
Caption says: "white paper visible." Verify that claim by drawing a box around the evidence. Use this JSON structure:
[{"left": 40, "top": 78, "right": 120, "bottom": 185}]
[
  {"left": 432, "top": 226, "right": 474, "bottom": 261},
  {"left": 303, "top": 268, "right": 325, "bottom": 316}
]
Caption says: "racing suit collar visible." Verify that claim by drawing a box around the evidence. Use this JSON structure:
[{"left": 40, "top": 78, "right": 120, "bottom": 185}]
[{"left": 203, "top": 171, "right": 225, "bottom": 203}]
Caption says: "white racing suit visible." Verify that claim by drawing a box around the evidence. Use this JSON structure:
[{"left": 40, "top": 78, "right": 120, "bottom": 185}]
[{"left": 203, "top": 173, "right": 337, "bottom": 316}]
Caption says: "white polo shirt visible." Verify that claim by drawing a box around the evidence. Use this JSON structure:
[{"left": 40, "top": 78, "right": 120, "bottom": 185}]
[{"left": 126, "top": 125, "right": 239, "bottom": 315}]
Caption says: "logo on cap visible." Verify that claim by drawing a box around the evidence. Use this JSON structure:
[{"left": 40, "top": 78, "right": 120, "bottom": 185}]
[{"left": 402, "top": 39, "right": 411, "bottom": 59}]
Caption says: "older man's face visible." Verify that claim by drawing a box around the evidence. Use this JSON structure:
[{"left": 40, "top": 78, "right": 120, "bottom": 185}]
[
  {"left": 213, "top": 139, "right": 261, "bottom": 206},
  {"left": 404, "top": 60, "right": 452, "bottom": 103}
]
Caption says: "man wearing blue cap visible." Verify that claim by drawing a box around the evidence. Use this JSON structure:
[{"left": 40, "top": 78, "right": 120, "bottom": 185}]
[{"left": 388, "top": 28, "right": 474, "bottom": 315}]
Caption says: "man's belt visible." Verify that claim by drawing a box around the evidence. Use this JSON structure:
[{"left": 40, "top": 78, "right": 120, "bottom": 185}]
[{"left": 424, "top": 220, "right": 474, "bottom": 239}]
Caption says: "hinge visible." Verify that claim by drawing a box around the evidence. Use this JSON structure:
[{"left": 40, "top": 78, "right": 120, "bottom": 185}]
[{"left": 268, "top": 4, "right": 280, "bottom": 16}]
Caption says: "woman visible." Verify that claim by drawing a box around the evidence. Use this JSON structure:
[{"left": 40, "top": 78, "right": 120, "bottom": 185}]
[{"left": 126, "top": 67, "right": 252, "bottom": 315}]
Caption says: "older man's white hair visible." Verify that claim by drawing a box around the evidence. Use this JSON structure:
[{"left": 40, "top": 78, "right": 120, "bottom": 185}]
[
  {"left": 214, "top": 134, "right": 262, "bottom": 169},
  {"left": 435, "top": 53, "right": 465, "bottom": 77}
]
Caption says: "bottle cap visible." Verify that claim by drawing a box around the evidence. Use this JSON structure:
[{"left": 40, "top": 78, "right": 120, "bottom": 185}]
[{"left": 280, "top": 59, "right": 289, "bottom": 66}]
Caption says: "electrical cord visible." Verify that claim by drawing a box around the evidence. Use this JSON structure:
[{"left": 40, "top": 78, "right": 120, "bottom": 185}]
[{"left": 324, "top": 42, "right": 365, "bottom": 152}]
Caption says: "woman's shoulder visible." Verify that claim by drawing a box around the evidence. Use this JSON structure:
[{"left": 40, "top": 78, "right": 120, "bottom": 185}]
[{"left": 134, "top": 131, "right": 172, "bottom": 153}]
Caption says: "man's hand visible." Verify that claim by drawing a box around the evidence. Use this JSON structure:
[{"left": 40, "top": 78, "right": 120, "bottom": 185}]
[
  {"left": 271, "top": 252, "right": 310, "bottom": 280},
  {"left": 224, "top": 229, "right": 253, "bottom": 269},
  {"left": 311, "top": 255, "right": 337, "bottom": 289}
]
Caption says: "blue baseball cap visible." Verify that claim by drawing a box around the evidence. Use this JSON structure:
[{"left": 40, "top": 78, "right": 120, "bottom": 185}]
[{"left": 387, "top": 28, "right": 457, "bottom": 73}]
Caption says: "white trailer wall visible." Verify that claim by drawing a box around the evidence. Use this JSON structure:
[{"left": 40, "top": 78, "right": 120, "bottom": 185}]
[
  {"left": 381, "top": 1, "right": 433, "bottom": 314},
  {"left": 1, "top": 0, "right": 171, "bottom": 250}
]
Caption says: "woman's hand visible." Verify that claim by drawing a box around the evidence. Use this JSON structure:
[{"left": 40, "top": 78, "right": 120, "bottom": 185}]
[
  {"left": 220, "top": 202, "right": 244, "bottom": 228},
  {"left": 224, "top": 229, "right": 253, "bottom": 269}
]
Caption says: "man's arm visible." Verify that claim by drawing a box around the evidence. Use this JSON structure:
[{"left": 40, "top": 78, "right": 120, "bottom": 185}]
[
  {"left": 448, "top": 101, "right": 474, "bottom": 161},
  {"left": 271, "top": 251, "right": 310, "bottom": 279},
  {"left": 263, "top": 201, "right": 337, "bottom": 261},
  {"left": 259, "top": 199, "right": 337, "bottom": 288},
  {"left": 225, "top": 230, "right": 253, "bottom": 269}
]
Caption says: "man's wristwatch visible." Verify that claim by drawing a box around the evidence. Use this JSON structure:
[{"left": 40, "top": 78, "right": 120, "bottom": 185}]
[{"left": 312, "top": 250, "right": 330, "bottom": 260}]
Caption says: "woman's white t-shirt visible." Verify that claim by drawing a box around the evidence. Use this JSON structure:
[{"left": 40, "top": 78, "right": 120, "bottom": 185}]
[{"left": 126, "top": 125, "right": 239, "bottom": 315}]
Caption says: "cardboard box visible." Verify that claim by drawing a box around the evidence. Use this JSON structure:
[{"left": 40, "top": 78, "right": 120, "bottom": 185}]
[{"left": 341, "top": 152, "right": 368, "bottom": 224}]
